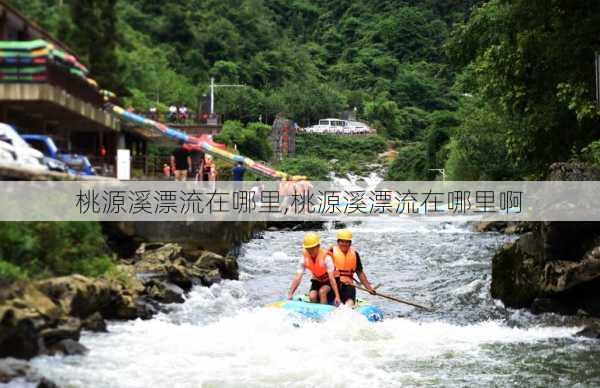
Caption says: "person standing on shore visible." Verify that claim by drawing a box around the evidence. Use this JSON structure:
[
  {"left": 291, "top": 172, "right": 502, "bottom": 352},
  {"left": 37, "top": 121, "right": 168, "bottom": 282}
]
[{"left": 170, "top": 141, "right": 191, "bottom": 181}]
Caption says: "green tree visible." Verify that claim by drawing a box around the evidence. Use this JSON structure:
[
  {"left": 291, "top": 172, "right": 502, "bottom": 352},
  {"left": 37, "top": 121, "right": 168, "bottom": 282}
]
[{"left": 447, "top": 0, "right": 600, "bottom": 174}]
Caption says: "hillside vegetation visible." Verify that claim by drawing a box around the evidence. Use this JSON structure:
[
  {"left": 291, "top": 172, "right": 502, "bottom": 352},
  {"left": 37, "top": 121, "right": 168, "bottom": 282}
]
[{"left": 8, "top": 0, "right": 600, "bottom": 180}]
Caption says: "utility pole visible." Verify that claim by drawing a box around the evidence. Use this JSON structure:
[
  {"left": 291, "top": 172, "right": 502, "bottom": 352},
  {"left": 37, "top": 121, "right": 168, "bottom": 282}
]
[{"left": 209, "top": 77, "right": 245, "bottom": 114}]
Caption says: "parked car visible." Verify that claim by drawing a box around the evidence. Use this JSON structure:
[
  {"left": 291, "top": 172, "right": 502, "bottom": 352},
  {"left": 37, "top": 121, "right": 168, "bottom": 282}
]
[
  {"left": 304, "top": 118, "right": 372, "bottom": 134},
  {"left": 21, "top": 134, "right": 96, "bottom": 176},
  {"left": 0, "top": 123, "right": 48, "bottom": 171}
]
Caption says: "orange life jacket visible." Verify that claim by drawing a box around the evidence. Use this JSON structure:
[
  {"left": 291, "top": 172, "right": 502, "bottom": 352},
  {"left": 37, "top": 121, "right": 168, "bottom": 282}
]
[
  {"left": 332, "top": 246, "right": 357, "bottom": 284},
  {"left": 303, "top": 248, "right": 330, "bottom": 283}
]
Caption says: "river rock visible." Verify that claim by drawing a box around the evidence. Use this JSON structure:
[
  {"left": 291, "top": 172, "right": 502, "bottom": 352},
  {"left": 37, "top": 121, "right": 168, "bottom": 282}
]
[
  {"left": 530, "top": 297, "right": 576, "bottom": 315},
  {"left": 542, "top": 245, "right": 600, "bottom": 293},
  {"left": 0, "top": 284, "right": 63, "bottom": 359},
  {"left": 134, "top": 243, "right": 186, "bottom": 281},
  {"left": 491, "top": 232, "right": 545, "bottom": 308},
  {"left": 146, "top": 281, "right": 185, "bottom": 304},
  {"left": 47, "top": 338, "right": 88, "bottom": 356},
  {"left": 193, "top": 251, "right": 239, "bottom": 280},
  {"left": 39, "top": 317, "right": 81, "bottom": 349},
  {"left": 199, "top": 269, "right": 222, "bottom": 286},
  {"left": 82, "top": 311, "right": 107, "bottom": 332},
  {"left": 133, "top": 242, "right": 234, "bottom": 299},
  {"left": 135, "top": 242, "right": 182, "bottom": 263},
  {"left": 576, "top": 323, "right": 600, "bottom": 339},
  {"left": 37, "top": 377, "right": 59, "bottom": 388},
  {"left": 135, "top": 296, "right": 161, "bottom": 319},
  {"left": 474, "top": 221, "right": 509, "bottom": 233},
  {"left": 167, "top": 258, "right": 194, "bottom": 291},
  {"left": 36, "top": 274, "right": 140, "bottom": 320}
]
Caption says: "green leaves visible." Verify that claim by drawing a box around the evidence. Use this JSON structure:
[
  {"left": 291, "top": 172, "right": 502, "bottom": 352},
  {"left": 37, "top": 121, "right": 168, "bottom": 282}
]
[
  {"left": 446, "top": 0, "right": 600, "bottom": 174},
  {"left": 0, "top": 222, "right": 113, "bottom": 279},
  {"left": 215, "top": 121, "right": 273, "bottom": 161}
]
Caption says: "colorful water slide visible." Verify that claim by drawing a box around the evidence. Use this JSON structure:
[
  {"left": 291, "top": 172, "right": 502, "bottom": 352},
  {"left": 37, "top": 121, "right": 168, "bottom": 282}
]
[{"left": 109, "top": 105, "right": 288, "bottom": 179}]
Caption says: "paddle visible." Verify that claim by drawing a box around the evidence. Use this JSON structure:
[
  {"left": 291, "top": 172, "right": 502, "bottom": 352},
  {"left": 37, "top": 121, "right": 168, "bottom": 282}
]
[{"left": 351, "top": 278, "right": 433, "bottom": 311}]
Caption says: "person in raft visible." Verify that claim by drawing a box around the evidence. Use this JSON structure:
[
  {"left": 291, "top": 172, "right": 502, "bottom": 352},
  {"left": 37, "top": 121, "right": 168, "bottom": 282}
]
[
  {"left": 288, "top": 232, "right": 341, "bottom": 305},
  {"left": 330, "top": 229, "right": 376, "bottom": 306}
]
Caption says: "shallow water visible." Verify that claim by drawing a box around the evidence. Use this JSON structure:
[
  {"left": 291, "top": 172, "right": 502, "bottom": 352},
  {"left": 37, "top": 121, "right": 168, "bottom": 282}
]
[{"left": 25, "top": 219, "right": 600, "bottom": 387}]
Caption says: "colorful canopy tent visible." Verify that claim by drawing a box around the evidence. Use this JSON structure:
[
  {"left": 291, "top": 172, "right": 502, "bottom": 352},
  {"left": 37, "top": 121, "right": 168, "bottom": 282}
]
[{"left": 109, "top": 104, "right": 288, "bottom": 179}]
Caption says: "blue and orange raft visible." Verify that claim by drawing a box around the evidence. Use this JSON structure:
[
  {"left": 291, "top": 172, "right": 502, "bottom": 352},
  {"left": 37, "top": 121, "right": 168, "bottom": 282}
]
[{"left": 267, "top": 295, "right": 384, "bottom": 322}]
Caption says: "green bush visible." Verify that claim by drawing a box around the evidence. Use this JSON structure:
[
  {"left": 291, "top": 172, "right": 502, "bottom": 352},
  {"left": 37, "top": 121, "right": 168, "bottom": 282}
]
[
  {"left": 0, "top": 260, "right": 28, "bottom": 282},
  {"left": 581, "top": 140, "right": 600, "bottom": 167},
  {"left": 290, "top": 134, "right": 387, "bottom": 178},
  {"left": 277, "top": 156, "right": 331, "bottom": 180},
  {"left": 0, "top": 222, "right": 114, "bottom": 279},
  {"left": 215, "top": 121, "right": 273, "bottom": 161},
  {"left": 386, "top": 142, "right": 428, "bottom": 180},
  {"left": 295, "top": 134, "right": 386, "bottom": 161}
]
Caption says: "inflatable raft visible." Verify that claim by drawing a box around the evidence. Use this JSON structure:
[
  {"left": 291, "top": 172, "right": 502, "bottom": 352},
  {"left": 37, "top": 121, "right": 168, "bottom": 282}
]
[{"left": 267, "top": 295, "right": 384, "bottom": 322}]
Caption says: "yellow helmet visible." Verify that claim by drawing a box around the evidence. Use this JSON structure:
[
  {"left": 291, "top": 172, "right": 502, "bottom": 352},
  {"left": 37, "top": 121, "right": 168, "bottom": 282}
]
[
  {"left": 336, "top": 229, "right": 352, "bottom": 241},
  {"left": 303, "top": 232, "right": 321, "bottom": 249}
]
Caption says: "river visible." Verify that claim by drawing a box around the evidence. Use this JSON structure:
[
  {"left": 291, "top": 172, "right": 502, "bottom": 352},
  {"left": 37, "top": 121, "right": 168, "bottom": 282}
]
[{"left": 26, "top": 219, "right": 600, "bottom": 387}]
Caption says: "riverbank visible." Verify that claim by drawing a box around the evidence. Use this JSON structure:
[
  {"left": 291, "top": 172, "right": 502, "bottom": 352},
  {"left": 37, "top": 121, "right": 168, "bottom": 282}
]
[
  {"left": 0, "top": 218, "right": 337, "bottom": 386},
  {"left": 0, "top": 241, "right": 240, "bottom": 386}
]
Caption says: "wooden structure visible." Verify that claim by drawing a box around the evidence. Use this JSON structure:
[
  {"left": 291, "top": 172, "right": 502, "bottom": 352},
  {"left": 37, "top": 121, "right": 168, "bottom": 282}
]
[{"left": 0, "top": 0, "right": 148, "bottom": 176}]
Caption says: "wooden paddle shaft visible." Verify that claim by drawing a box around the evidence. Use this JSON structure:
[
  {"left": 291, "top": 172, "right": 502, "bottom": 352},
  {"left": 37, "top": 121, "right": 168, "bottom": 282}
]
[{"left": 351, "top": 281, "right": 433, "bottom": 311}]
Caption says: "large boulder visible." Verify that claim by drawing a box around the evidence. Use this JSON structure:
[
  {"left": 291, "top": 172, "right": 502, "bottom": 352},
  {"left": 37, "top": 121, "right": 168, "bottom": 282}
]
[
  {"left": 490, "top": 162, "right": 600, "bottom": 316},
  {"left": 36, "top": 274, "right": 139, "bottom": 320},
  {"left": 47, "top": 338, "right": 88, "bottom": 356},
  {"left": 491, "top": 233, "right": 545, "bottom": 308},
  {"left": 0, "top": 284, "right": 62, "bottom": 359},
  {"left": 542, "top": 245, "right": 600, "bottom": 293},
  {"left": 39, "top": 317, "right": 81, "bottom": 349},
  {"left": 145, "top": 280, "right": 185, "bottom": 304},
  {"left": 133, "top": 242, "right": 238, "bottom": 292}
]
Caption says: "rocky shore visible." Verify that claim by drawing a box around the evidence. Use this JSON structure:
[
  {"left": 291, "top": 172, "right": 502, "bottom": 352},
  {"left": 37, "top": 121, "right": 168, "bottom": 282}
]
[
  {"left": 489, "top": 163, "right": 600, "bottom": 333},
  {"left": 0, "top": 242, "right": 238, "bottom": 386}
]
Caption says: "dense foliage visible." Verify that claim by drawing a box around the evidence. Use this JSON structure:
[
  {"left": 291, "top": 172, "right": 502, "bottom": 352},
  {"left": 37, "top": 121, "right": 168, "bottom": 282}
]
[
  {"left": 8, "top": 0, "right": 600, "bottom": 180},
  {"left": 278, "top": 134, "right": 387, "bottom": 178},
  {"left": 0, "top": 222, "right": 114, "bottom": 281},
  {"left": 215, "top": 121, "right": 273, "bottom": 161},
  {"left": 446, "top": 0, "right": 600, "bottom": 178}
]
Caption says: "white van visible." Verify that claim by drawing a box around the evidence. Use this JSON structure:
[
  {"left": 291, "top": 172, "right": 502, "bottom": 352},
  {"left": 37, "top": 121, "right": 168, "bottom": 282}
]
[{"left": 304, "top": 118, "right": 372, "bottom": 134}]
